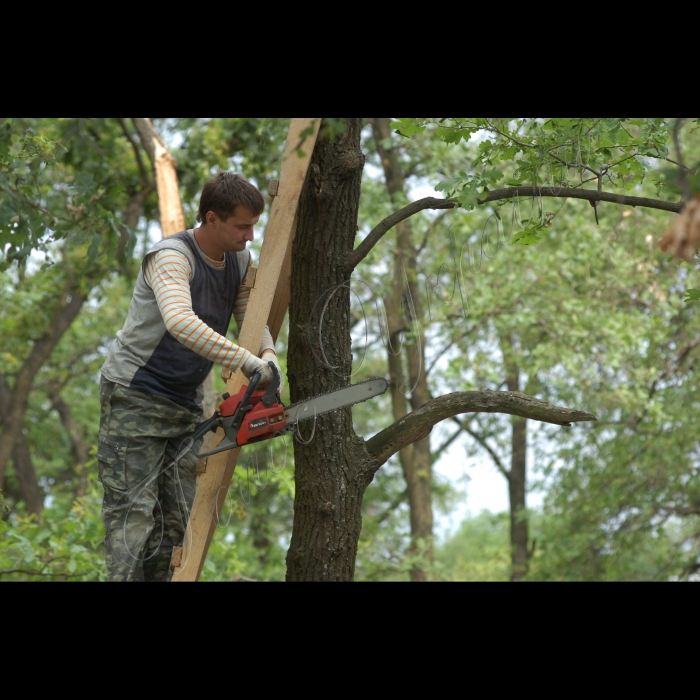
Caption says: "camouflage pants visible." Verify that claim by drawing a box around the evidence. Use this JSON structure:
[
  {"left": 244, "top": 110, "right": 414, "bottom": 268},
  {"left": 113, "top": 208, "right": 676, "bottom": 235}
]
[{"left": 97, "top": 378, "right": 203, "bottom": 582}]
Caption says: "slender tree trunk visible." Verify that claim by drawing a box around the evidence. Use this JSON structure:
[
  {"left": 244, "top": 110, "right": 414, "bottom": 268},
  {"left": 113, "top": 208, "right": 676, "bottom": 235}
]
[
  {"left": 286, "top": 118, "right": 375, "bottom": 582},
  {"left": 508, "top": 413, "right": 529, "bottom": 581},
  {"left": 11, "top": 436, "right": 44, "bottom": 516},
  {"left": 50, "top": 387, "right": 91, "bottom": 498},
  {"left": 0, "top": 290, "right": 86, "bottom": 487},
  {"left": 371, "top": 117, "right": 434, "bottom": 581},
  {"left": 502, "top": 336, "right": 530, "bottom": 582},
  {"left": 0, "top": 377, "right": 43, "bottom": 514}
]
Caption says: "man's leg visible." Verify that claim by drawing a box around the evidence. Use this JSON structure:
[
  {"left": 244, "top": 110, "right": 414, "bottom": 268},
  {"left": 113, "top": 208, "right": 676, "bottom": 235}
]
[
  {"left": 143, "top": 435, "right": 199, "bottom": 582},
  {"left": 97, "top": 379, "right": 202, "bottom": 582},
  {"left": 98, "top": 380, "right": 170, "bottom": 582},
  {"left": 97, "top": 380, "right": 183, "bottom": 582}
]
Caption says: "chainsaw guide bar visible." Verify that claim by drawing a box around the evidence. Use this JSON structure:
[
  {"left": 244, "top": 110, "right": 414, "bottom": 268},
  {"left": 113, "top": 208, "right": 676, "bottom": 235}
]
[
  {"left": 284, "top": 377, "right": 389, "bottom": 426},
  {"left": 192, "top": 367, "right": 389, "bottom": 459}
]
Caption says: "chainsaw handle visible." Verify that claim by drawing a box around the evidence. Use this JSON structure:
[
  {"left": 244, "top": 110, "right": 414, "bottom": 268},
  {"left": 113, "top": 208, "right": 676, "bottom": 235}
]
[
  {"left": 191, "top": 414, "right": 221, "bottom": 445},
  {"left": 261, "top": 362, "right": 281, "bottom": 407},
  {"left": 241, "top": 371, "right": 262, "bottom": 411}
]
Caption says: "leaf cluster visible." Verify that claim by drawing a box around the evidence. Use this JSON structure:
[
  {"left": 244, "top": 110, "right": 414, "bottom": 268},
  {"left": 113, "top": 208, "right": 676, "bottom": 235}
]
[{"left": 392, "top": 117, "right": 676, "bottom": 209}]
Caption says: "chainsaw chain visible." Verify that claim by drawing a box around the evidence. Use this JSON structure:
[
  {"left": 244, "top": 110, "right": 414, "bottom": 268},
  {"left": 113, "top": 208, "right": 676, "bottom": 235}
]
[{"left": 283, "top": 377, "right": 388, "bottom": 426}]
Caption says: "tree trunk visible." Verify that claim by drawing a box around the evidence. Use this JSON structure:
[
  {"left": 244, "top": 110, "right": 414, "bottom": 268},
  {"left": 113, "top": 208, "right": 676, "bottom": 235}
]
[
  {"left": 371, "top": 117, "right": 434, "bottom": 581},
  {"left": 286, "top": 118, "right": 375, "bottom": 582},
  {"left": 11, "top": 435, "right": 44, "bottom": 516},
  {"left": 0, "top": 377, "right": 43, "bottom": 514},
  {"left": 508, "top": 412, "right": 529, "bottom": 581},
  {"left": 502, "top": 337, "right": 530, "bottom": 582},
  {"left": 50, "top": 387, "right": 91, "bottom": 498},
  {"left": 0, "top": 290, "right": 86, "bottom": 487}
]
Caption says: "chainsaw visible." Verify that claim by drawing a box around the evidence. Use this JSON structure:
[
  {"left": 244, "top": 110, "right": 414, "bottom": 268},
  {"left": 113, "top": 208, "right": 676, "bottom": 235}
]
[{"left": 192, "top": 362, "right": 389, "bottom": 459}]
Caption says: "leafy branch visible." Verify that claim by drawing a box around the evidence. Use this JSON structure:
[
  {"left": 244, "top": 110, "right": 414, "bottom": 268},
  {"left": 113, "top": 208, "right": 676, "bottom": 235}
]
[{"left": 392, "top": 118, "right": 681, "bottom": 211}]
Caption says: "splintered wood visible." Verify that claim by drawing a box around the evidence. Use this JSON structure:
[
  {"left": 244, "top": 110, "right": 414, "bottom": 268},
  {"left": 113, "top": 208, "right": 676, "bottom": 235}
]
[
  {"left": 659, "top": 195, "right": 700, "bottom": 261},
  {"left": 132, "top": 117, "right": 186, "bottom": 237}
]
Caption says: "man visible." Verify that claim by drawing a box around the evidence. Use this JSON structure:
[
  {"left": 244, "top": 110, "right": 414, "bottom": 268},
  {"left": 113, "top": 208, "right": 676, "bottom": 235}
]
[{"left": 98, "top": 172, "right": 281, "bottom": 582}]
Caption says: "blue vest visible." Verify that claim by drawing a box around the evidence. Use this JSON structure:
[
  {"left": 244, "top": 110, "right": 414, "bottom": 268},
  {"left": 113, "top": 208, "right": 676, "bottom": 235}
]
[{"left": 129, "top": 232, "right": 243, "bottom": 406}]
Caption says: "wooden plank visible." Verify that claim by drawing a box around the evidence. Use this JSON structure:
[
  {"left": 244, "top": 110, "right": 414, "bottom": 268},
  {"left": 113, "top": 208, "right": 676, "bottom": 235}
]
[
  {"left": 172, "top": 118, "right": 322, "bottom": 582},
  {"left": 243, "top": 266, "right": 257, "bottom": 290},
  {"left": 268, "top": 211, "right": 298, "bottom": 342}
]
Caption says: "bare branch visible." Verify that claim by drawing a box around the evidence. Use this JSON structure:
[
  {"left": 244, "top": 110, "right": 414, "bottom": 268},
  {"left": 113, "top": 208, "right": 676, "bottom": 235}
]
[
  {"left": 366, "top": 391, "right": 596, "bottom": 471},
  {"left": 431, "top": 428, "right": 464, "bottom": 463},
  {"left": 453, "top": 417, "right": 510, "bottom": 480},
  {"left": 132, "top": 118, "right": 157, "bottom": 164},
  {"left": 347, "top": 197, "right": 455, "bottom": 271},
  {"left": 117, "top": 118, "right": 151, "bottom": 186}
]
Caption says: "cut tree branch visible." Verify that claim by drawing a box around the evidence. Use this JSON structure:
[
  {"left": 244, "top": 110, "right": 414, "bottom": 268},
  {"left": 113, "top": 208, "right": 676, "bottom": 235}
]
[
  {"left": 132, "top": 118, "right": 186, "bottom": 236},
  {"left": 346, "top": 188, "right": 683, "bottom": 271},
  {"left": 366, "top": 391, "right": 596, "bottom": 470}
]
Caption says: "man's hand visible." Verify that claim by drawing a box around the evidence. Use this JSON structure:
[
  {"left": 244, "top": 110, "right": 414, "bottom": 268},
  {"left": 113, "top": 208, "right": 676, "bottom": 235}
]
[
  {"left": 262, "top": 351, "right": 284, "bottom": 395},
  {"left": 241, "top": 351, "right": 284, "bottom": 394}
]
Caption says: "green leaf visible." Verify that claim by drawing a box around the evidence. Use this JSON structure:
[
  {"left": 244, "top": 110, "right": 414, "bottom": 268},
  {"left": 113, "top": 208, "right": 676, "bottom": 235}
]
[{"left": 512, "top": 228, "right": 544, "bottom": 246}]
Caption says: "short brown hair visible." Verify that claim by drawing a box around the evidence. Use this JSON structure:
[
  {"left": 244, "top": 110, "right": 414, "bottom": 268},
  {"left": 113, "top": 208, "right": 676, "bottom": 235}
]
[{"left": 196, "top": 172, "right": 265, "bottom": 223}]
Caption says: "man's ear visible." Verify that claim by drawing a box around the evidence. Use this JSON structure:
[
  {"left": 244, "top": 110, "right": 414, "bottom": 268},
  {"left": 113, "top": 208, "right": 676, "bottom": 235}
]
[{"left": 206, "top": 211, "right": 217, "bottom": 226}]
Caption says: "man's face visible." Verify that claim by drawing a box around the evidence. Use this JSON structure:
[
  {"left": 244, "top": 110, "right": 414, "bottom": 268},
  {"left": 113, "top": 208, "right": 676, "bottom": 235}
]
[{"left": 212, "top": 207, "right": 260, "bottom": 253}]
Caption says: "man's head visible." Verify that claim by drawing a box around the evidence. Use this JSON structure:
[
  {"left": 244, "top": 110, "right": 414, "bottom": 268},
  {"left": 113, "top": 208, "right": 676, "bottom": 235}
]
[{"left": 196, "top": 173, "right": 265, "bottom": 256}]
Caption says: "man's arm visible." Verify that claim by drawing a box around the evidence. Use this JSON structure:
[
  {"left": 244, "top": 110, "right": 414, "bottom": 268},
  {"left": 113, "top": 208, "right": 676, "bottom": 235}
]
[{"left": 144, "top": 250, "right": 271, "bottom": 382}]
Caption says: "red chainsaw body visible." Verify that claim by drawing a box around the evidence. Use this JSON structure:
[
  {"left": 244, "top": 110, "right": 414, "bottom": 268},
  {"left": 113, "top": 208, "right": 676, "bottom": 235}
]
[{"left": 219, "top": 385, "right": 287, "bottom": 447}]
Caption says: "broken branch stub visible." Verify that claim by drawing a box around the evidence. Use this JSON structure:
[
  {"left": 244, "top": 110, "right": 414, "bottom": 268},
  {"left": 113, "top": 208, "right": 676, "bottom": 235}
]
[{"left": 659, "top": 195, "right": 700, "bottom": 261}]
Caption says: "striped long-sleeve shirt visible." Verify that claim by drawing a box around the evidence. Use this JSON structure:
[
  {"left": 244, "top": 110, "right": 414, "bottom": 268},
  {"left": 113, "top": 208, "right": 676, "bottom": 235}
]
[
  {"left": 143, "top": 248, "right": 276, "bottom": 373},
  {"left": 101, "top": 229, "right": 275, "bottom": 406}
]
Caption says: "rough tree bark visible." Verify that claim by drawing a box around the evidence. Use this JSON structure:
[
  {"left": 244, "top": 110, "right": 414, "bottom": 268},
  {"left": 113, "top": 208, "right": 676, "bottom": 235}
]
[
  {"left": 286, "top": 118, "right": 374, "bottom": 582},
  {"left": 370, "top": 117, "right": 434, "bottom": 581}
]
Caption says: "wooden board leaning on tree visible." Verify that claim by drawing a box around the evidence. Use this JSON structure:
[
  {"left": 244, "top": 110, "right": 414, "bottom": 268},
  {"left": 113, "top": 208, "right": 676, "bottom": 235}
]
[{"left": 171, "top": 118, "right": 322, "bottom": 582}]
